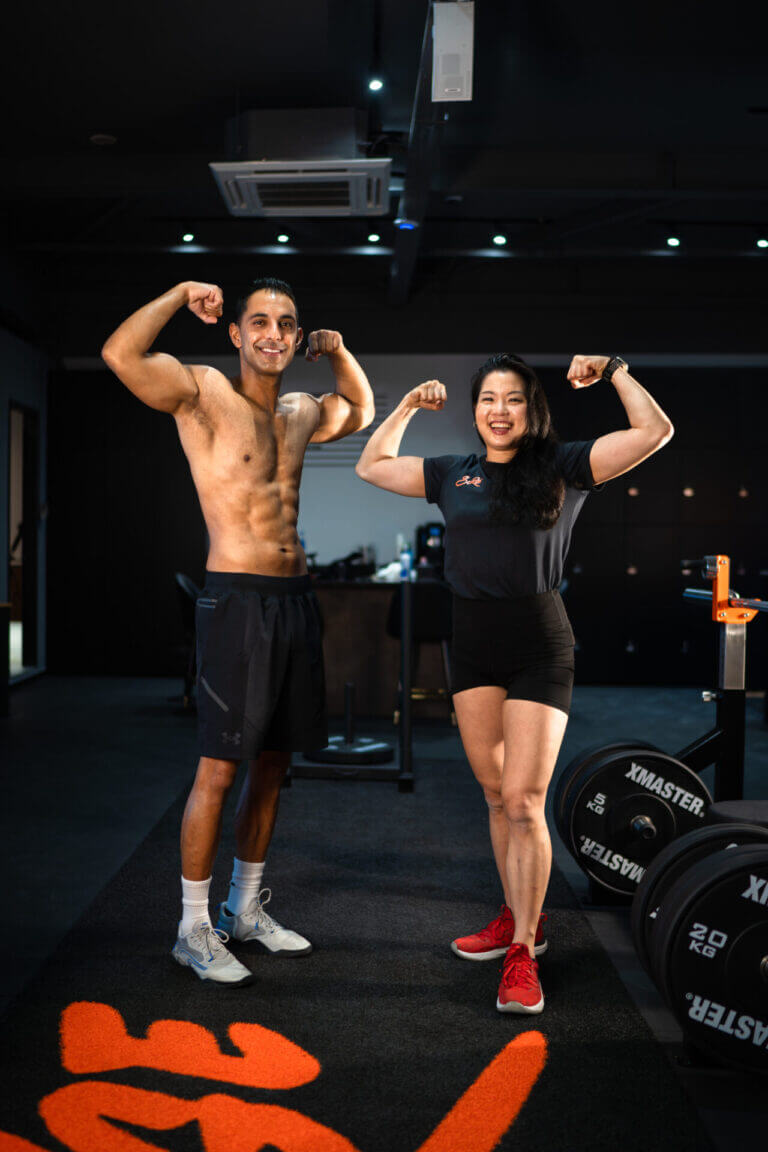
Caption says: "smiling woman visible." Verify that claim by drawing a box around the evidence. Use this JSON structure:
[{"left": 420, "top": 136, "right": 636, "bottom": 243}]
[
  {"left": 355, "top": 349, "right": 674, "bottom": 1018},
  {"left": 470, "top": 353, "right": 566, "bottom": 530}
]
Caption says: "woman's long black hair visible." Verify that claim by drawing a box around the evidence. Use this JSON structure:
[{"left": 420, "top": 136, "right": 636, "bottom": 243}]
[{"left": 470, "top": 353, "right": 565, "bottom": 530}]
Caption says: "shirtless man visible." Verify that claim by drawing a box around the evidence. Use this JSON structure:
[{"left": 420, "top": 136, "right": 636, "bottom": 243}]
[{"left": 102, "top": 277, "right": 375, "bottom": 986}]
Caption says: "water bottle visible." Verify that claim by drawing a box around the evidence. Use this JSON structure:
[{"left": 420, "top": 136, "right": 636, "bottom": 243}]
[{"left": 399, "top": 546, "right": 412, "bottom": 581}]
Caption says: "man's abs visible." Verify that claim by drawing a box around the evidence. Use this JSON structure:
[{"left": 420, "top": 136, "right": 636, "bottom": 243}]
[{"left": 176, "top": 375, "right": 312, "bottom": 577}]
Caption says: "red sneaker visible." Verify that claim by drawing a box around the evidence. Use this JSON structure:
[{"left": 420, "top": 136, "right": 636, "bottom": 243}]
[
  {"left": 451, "top": 906, "right": 548, "bottom": 960},
  {"left": 496, "top": 943, "right": 544, "bottom": 1014}
]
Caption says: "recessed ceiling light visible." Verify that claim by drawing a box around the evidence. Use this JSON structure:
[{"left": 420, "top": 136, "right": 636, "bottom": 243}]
[
  {"left": 182, "top": 233, "right": 194, "bottom": 243},
  {"left": 89, "top": 133, "right": 117, "bottom": 146},
  {"left": 492, "top": 234, "right": 507, "bottom": 246},
  {"left": 757, "top": 239, "right": 768, "bottom": 249},
  {"left": 367, "top": 233, "right": 381, "bottom": 243},
  {"left": 667, "top": 236, "right": 681, "bottom": 248},
  {"left": 683, "top": 486, "right": 695, "bottom": 497},
  {"left": 368, "top": 78, "right": 384, "bottom": 92},
  {"left": 277, "top": 234, "right": 290, "bottom": 243}
]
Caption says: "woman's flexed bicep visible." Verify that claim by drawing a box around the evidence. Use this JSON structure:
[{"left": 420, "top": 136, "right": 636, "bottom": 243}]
[
  {"left": 355, "top": 381, "right": 446, "bottom": 497},
  {"left": 356, "top": 454, "right": 426, "bottom": 497}
]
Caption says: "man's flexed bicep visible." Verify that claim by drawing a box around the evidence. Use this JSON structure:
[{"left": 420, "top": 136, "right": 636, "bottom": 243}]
[
  {"left": 102, "top": 282, "right": 222, "bottom": 413},
  {"left": 304, "top": 330, "right": 375, "bottom": 442}
]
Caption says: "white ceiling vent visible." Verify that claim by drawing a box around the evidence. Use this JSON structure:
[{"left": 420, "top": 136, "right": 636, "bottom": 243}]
[{"left": 209, "top": 159, "right": 391, "bottom": 218}]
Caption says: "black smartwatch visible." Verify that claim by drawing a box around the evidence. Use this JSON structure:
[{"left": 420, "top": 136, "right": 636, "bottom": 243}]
[{"left": 601, "top": 356, "right": 628, "bottom": 383}]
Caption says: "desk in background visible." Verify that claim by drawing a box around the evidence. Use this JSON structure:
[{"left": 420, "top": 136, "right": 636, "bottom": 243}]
[{"left": 314, "top": 581, "right": 447, "bottom": 719}]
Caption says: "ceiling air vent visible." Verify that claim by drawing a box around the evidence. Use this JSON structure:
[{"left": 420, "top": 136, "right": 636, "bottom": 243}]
[{"left": 209, "top": 159, "right": 391, "bottom": 218}]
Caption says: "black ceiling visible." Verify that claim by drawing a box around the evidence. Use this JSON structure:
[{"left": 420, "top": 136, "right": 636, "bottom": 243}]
[{"left": 3, "top": 0, "right": 768, "bottom": 351}]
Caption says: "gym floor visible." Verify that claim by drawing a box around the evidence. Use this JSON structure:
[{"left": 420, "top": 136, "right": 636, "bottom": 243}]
[{"left": 3, "top": 677, "right": 767, "bottom": 1146}]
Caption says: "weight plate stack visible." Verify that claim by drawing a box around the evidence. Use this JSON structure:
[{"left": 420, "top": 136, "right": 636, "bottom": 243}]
[
  {"left": 553, "top": 740, "right": 658, "bottom": 846},
  {"left": 556, "top": 747, "right": 712, "bottom": 897},
  {"left": 648, "top": 843, "right": 768, "bottom": 1075},
  {"left": 631, "top": 823, "right": 768, "bottom": 977},
  {"left": 707, "top": 800, "right": 768, "bottom": 828}
]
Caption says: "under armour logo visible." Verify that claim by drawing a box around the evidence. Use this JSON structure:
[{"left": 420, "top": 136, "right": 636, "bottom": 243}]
[
  {"left": 221, "top": 732, "right": 242, "bottom": 746},
  {"left": 456, "top": 474, "right": 483, "bottom": 488}
]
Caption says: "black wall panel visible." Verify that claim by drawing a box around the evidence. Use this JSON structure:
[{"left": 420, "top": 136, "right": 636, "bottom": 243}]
[
  {"left": 46, "top": 366, "right": 768, "bottom": 687},
  {"left": 47, "top": 371, "right": 206, "bottom": 674}
]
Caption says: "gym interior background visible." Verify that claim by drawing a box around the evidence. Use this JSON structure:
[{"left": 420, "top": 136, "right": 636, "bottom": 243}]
[{"left": 2, "top": 1, "right": 768, "bottom": 1150}]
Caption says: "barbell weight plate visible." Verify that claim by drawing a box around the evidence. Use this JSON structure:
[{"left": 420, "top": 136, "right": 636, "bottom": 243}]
[
  {"left": 630, "top": 823, "right": 768, "bottom": 977},
  {"left": 650, "top": 844, "right": 768, "bottom": 1075},
  {"left": 553, "top": 739, "right": 658, "bottom": 846},
  {"left": 566, "top": 748, "right": 712, "bottom": 896}
]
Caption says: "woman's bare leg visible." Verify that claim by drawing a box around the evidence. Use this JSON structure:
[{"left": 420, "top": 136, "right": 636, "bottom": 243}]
[
  {"left": 452, "top": 686, "right": 510, "bottom": 903},
  {"left": 500, "top": 699, "right": 569, "bottom": 955}
]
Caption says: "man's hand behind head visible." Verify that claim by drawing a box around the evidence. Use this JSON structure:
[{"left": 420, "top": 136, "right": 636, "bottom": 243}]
[{"left": 185, "top": 282, "right": 224, "bottom": 325}]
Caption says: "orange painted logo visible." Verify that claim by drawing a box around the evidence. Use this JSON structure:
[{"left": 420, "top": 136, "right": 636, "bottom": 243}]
[
  {"left": 455, "top": 474, "right": 483, "bottom": 488},
  {"left": 0, "top": 1000, "right": 548, "bottom": 1152}
]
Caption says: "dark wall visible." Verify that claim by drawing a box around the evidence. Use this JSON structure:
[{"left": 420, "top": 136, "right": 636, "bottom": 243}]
[
  {"left": 553, "top": 366, "right": 768, "bottom": 687},
  {"left": 47, "top": 371, "right": 207, "bottom": 675},
  {"left": 22, "top": 249, "right": 768, "bottom": 358},
  {"left": 47, "top": 362, "right": 768, "bottom": 687}
]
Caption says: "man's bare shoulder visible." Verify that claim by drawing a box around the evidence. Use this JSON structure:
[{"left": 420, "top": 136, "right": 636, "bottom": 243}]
[
  {"left": 173, "top": 365, "right": 237, "bottom": 428},
  {"left": 280, "top": 390, "right": 323, "bottom": 426}
]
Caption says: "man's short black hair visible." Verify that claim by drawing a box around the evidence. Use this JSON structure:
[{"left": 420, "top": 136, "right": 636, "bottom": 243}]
[{"left": 234, "top": 278, "right": 298, "bottom": 323}]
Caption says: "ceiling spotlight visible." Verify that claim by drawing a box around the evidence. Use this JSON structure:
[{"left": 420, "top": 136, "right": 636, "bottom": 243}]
[
  {"left": 394, "top": 217, "right": 418, "bottom": 231},
  {"left": 492, "top": 234, "right": 507, "bottom": 246},
  {"left": 757, "top": 239, "right": 768, "bottom": 249},
  {"left": 367, "top": 233, "right": 381, "bottom": 243},
  {"left": 667, "top": 236, "right": 681, "bottom": 248},
  {"left": 277, "top": 234, "right": 290, "bottom": 244},
  {"left": 368, "top": 78, "right": 384, "bottom": 92},
  {"left": 683, "top": 486, "right": 695, "bottom": 498},
  {"left": 182, "top": 233, "right": 194, "bottom": 243}
]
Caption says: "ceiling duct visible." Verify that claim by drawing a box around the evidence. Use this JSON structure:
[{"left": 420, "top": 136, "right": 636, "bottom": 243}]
[{"left": 209, "top": 108, "right": 391, "bottom": 218}]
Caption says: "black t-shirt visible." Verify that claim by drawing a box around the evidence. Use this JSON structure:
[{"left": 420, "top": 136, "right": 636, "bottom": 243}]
[{"left": 423, "top": 441, "right": 598, "bottom": 599}]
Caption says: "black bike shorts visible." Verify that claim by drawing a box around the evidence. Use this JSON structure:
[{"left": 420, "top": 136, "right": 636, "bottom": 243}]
[
  {"left": 450, "top": 590, "right": 575, "bottom": 716},
  {"left": 195, "top": 572, "right": 328, "bottom": 760}
]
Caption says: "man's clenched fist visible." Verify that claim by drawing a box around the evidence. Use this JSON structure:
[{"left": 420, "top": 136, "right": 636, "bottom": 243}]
[
  {"left": 185, "top": 282, "right": 224, "bottom": 325},
  {"left": 406, "top": 380, "right": 446, "bottom": 411},
  {"left": 306, "top": 330, "right": 344, "bottom": 361},
  {"left": 566, "top": 355, "right": 611, "bottom": 389}
]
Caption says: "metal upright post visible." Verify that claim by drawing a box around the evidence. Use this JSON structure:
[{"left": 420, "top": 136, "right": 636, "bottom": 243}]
[
  {"left": 398, "top": 577, "right": 414, "bottom": 791},
  {"left": 715, "top": 623, "right": 747, "bottom": 801}
]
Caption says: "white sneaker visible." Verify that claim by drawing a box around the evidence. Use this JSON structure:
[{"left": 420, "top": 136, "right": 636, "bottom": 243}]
[
  {"left": 216, "top": 888, "right": 313, "bottom": 956},
  {"left": 171, "top": 922, "right": 253, "bottom": 986}
]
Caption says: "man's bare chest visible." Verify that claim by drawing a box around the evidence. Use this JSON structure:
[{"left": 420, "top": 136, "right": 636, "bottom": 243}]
[{"left": 182, "top": 391, "right": 310, "bottom": 481}]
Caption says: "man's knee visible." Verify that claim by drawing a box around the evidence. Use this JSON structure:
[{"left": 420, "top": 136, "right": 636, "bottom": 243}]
[{"left": 195, "top": 756, "right": 239, "bottom": 795}]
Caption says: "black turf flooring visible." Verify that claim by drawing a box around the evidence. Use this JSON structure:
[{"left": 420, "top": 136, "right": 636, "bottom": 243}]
[{"left": 0, "top": 683, "right": 717, "bottom": 1152}]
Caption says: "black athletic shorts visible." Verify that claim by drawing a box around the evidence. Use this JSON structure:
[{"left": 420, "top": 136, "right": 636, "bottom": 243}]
[
  {"left": 450, "top": 590, "right": 575, "bottom": 715},
  {"left": 195, "top": 572, "right": 328, "bottom": 760}
]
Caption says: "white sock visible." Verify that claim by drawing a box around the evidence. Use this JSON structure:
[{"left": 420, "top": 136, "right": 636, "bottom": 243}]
[
  {"left": 226, "top": 859, "right": 265, "bottom": 916},
  {"left": 180, "top": 875, "right": 212, "bottom": 935}
]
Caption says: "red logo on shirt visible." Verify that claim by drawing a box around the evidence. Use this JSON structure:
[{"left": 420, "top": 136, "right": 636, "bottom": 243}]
[{"left": 456, "top": 474, "right": 483, "bottom": 488}]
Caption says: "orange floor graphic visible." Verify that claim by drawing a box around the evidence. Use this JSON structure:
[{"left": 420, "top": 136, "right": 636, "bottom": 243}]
[{"left": 0, "top": 1000, "right": 547, "bottom": 1152}]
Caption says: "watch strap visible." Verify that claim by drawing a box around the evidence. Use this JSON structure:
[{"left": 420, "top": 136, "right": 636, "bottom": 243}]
[{"left": 601, "top": 356, "right": 628, "bottom": 383}]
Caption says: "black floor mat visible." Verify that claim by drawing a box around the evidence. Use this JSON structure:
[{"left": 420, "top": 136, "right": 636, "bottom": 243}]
[{"left": 1, "top": 755, "right": 713, "bottom": 1152}]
